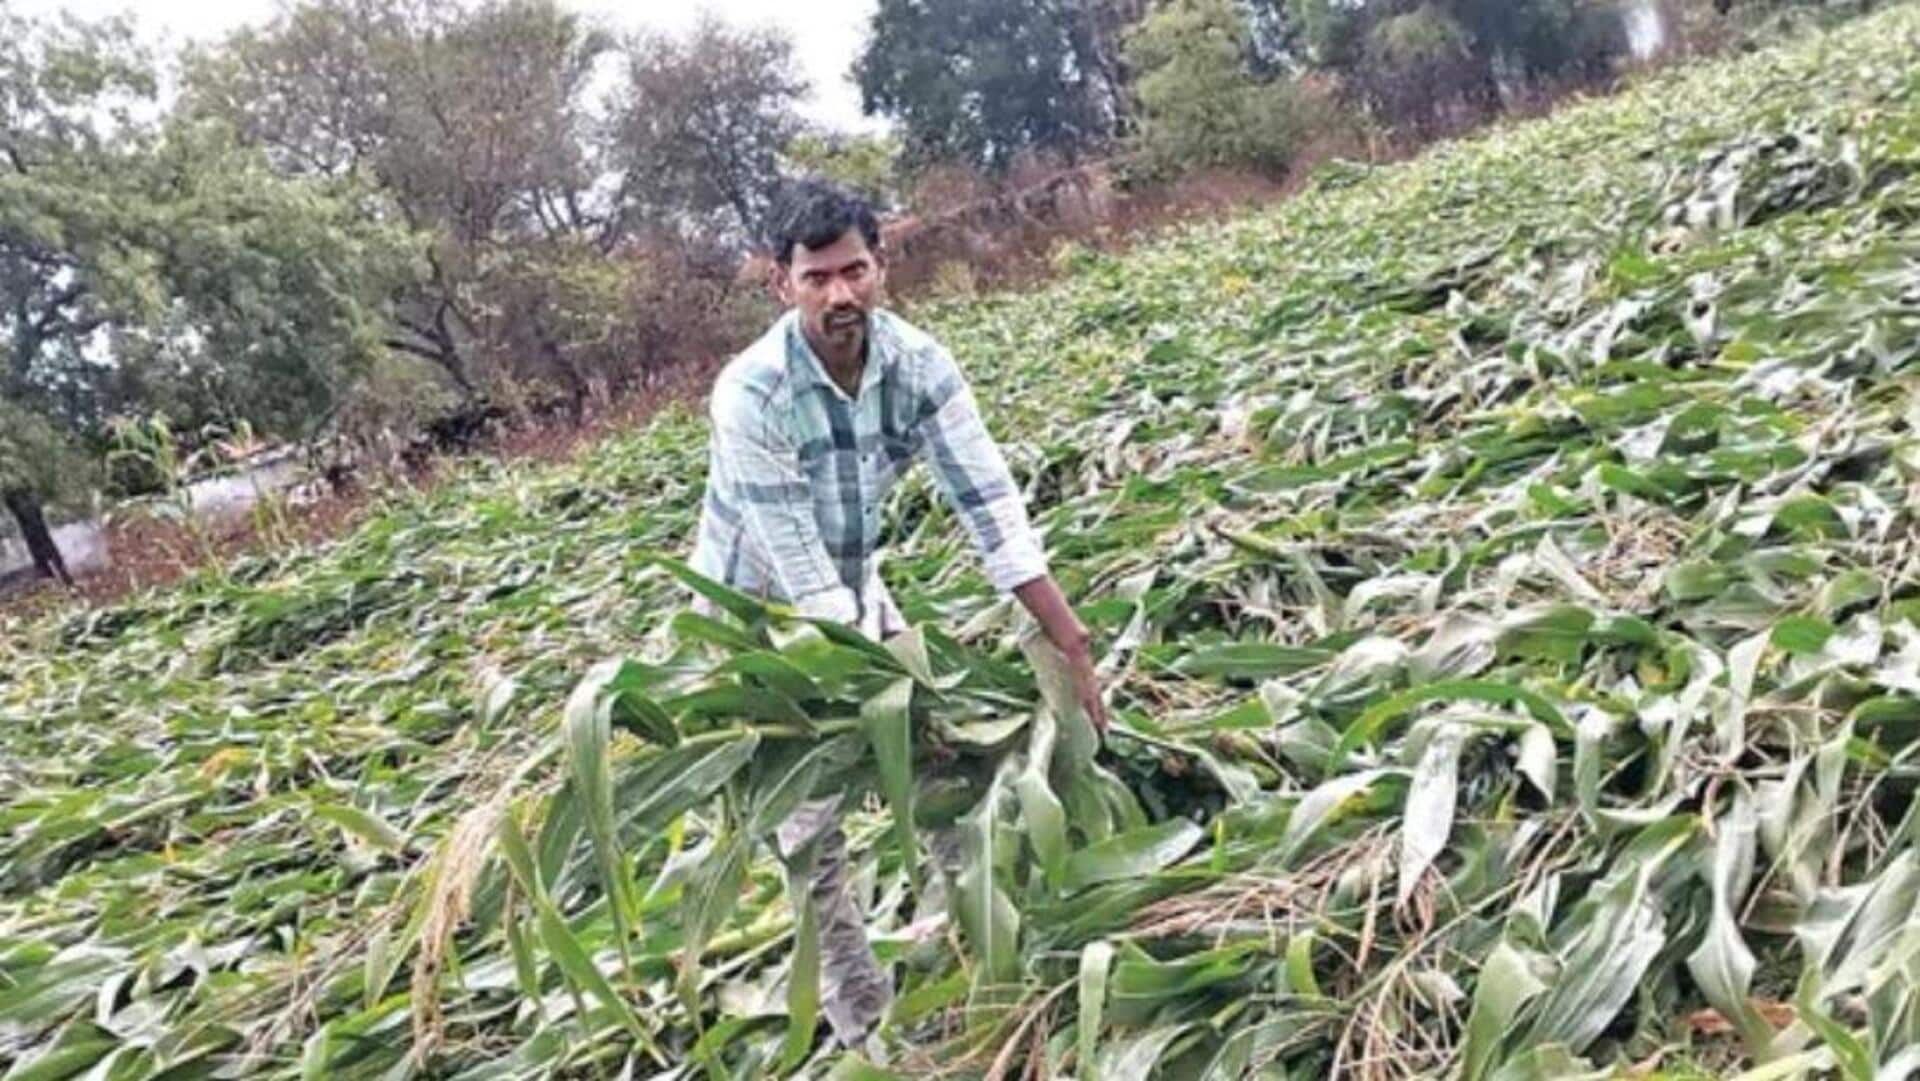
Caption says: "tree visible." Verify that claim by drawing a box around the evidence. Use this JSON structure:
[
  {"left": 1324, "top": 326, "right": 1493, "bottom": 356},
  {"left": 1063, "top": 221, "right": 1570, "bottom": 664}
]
[
  {"left": 2, "top": 7, "right": 414, "bottom": 582},
  {"left": 607, "top": 15, "right": 810, "bottom": 244},
  {"left": 123, "top": 123, "right": 420, "bottom": 439},
  {"left": 854, "top": 0, "right": 1129, "bottom": 172},
  {"left": 1, "top": 9, "right": 153, "bottom": 581},
  {"left": 0, "top": 400, "right": 85, "bottom": 585},
  {"left": 1285, "top": 0, "right": 1628, "bottom": 128},
  {"left": 1125, "top": 0, "right": 1318, "bottom": 178},
  {"left": 783, "top": 131, "right": 904, "bottom": 208},
  {"left": 188, "top": 0, "right": 786, "bottom": 415},
  {"left": 185, "top": 0, "right": 615, "bottom": 397}
]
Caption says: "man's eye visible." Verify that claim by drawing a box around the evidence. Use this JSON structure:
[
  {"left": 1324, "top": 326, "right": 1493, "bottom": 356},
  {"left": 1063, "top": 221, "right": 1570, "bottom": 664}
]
[
  {"left": 845, "top": 264, "right": 868, "bottom": 281},
  {"left": 804, "top": 274, "right": 829, "bottom": 287}
]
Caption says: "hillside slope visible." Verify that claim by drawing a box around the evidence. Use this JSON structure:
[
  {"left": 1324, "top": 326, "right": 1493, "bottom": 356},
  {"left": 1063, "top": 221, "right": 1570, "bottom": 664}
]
[{"left": 5, "top": 7, "right": 1920, "bottom": 1078}]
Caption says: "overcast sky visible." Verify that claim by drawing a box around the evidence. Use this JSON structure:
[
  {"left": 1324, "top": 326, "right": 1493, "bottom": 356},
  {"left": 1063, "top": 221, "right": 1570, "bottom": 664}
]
[{"left": 21, "top": 0, "right": 882, "bottom": 131}]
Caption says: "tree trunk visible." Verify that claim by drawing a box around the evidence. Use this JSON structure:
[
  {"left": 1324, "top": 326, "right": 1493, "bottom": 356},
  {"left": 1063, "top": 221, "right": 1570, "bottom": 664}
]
[{"left": 3, "top": 486, "right": 74, "bottom": 587}]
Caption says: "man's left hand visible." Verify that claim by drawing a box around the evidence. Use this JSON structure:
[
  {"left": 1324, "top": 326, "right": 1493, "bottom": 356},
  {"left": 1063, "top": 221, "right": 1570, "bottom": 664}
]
[
  {"left": 1062, "top": 634, "right": 1109, "bottom": 734},
  {"left": 1014, "top": 575, "right": 1110, "bottom": 735}
]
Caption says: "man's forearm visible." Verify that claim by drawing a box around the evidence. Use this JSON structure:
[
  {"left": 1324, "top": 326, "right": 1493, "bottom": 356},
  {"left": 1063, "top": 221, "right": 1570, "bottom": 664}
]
[{"left": 1013, "top": 575, "right": 1091, "bottom": 656}]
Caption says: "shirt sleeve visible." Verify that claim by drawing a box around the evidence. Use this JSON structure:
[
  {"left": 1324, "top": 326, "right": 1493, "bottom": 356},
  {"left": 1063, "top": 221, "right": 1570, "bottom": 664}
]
[
  {"left": 709, "top": 379, "right": 860, "bottom": 623},
  {"left": 912, "top": 345, "right": 1051, "bottom": 593}
]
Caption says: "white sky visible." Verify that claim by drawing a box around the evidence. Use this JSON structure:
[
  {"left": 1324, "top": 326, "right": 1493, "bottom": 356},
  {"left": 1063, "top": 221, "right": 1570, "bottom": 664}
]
[{"left": 22, "top": 0, "right": 882, "bottom": 131}]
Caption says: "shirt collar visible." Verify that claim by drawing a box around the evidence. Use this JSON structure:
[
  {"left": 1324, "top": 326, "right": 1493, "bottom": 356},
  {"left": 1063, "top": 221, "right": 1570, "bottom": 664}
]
[{"left": 786, "top": 309, "right": 889, "bottom": 402}]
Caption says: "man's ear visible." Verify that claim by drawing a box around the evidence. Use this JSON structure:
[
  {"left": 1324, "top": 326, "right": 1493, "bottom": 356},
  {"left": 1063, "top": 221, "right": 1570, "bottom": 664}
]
[{"left": 769, "top": 262, "right": 793, "bottom": 305}]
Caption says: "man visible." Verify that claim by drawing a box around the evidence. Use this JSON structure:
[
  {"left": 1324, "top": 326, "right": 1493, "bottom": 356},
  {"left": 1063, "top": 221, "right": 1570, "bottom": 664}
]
[{"left": 688, "top": 180, "right": 1106, "bottom": 1048}]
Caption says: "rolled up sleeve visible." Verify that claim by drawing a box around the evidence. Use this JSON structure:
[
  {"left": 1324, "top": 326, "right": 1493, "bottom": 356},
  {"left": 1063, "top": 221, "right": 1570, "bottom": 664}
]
[{"left": 914, "top": 347, "right": 1051, "bottom": 593}]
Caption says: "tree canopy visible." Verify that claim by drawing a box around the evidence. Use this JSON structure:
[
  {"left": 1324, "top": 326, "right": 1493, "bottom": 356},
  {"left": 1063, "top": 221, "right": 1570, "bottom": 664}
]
[
  {"left": 183, "top": 0, "right": 797, "bottom": 414},
  {"left": 1285, "top": 0, "right": 1629, "bottom": 124},
  {"left": 1125, "top": 0, "right": 1315, "bottom": 178},
  {"left": 854, "top": 0, "right": 1133, "bottom": 172},
  {"left": 2, "top": 4, "right": 414, "bottom": 574},
  {"left": 610, "top": 15, "right": 810, "bottom": 242}
]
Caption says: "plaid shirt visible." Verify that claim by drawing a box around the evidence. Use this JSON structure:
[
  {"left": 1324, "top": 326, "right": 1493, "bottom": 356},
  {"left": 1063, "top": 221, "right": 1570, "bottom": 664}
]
[{"left": 690, "top": 308, "right": 1049, "bottom": 630}]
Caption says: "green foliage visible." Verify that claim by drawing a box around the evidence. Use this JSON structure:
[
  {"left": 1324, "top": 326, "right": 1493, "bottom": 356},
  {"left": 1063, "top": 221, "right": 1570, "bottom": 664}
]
[
  {"left": 0, "top": 7, "right": 160, "bottom": 433},
  {"left": 0, "top": 6, "right": 415, "bottom": 531},
  {"left": 1287, "top": 0, "right": 1630, "bottom": 124},
  {"left": 0, "top": 400, "right": 87, "bottom": 509},
  {"left": 184, "top": 0, "right": 613, "bottom": 396},
  {"left": 7, "top": 6, "right": 1920, "bottom": 1078},
  {"left": 610, "top": 14, "right": 810, "bottom": 239},
  {"left": 784, "top": 131, "right": 905, "bottom": 207},
  {"left": 1367, "top": 2, "right": 1475, "bottom": 68},
  {"left": 854, "top": 0, "right": 1128, "bottom": 171},
  {"left": 128, "top": 123, "right": 419, "bottom": 440},
  {"left": 187, "top": 0, "right": 797, "bottom": 405},
  {"left": 1125, "top": 0, "right": 1322, "bottom": 178}
]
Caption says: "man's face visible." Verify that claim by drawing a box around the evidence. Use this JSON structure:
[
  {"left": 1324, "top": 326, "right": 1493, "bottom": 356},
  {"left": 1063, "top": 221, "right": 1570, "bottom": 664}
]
[{"left": 777, "top": 228, "right": 884, "bottom": 359}]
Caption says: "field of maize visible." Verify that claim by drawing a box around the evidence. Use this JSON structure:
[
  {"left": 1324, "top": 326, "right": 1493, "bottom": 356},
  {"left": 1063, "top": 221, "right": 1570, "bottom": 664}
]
[{"left": 5, "top": 7, "right": 1920, "bottom": 1078}]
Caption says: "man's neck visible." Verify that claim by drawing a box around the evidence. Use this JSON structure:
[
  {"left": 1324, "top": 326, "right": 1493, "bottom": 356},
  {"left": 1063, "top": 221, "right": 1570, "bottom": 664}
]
[{"left": 804, "top": 325, "right": 867, "bottom": 398}]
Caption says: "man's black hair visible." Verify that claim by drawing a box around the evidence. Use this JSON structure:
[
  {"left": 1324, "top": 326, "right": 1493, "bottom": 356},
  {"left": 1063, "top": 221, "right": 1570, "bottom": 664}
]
[{"left": 764, "top": 179, "right": 882, "bottom": 266}]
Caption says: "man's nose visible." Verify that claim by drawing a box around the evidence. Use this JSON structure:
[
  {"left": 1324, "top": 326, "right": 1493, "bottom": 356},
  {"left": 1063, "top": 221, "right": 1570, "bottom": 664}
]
[{"left": 826, "top": 279, "right": 855, "bottom": 307}]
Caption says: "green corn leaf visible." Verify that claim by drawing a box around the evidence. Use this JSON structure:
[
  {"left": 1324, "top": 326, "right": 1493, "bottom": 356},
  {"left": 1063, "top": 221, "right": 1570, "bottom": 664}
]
[
  {"left": 1279, "top": 769, "right": 1395, "bottom": 866},
  {"left": 1174, "top": 641, "right": 1334, "bottom": 681},
  {"left": 1094, "top": 1023, "right": 1193, "bottom": 1081},
  {"left": 565, "top": 659, "right": 637, "bottom": 976},
  {"left": 298, "top": 1019, "right": 334, "bottom": 1081},
  {"left": 720, "top": 650, "right": 824, "bottom": 704},
  {"left": 616, "top": 735, "right": 764, "bottom": 837},
  {"left": 747, "top": 738, "right": 848, "bottom": 838},
  {"left": 1686, "top": 789, "right": 1772, "bottom": 1057},
  {"left": 861, "top": 677, "right": 918, "bottom": 889},
  {"left": 678, "top": 832, "right": 749, "bottom": 985},
  {"left": 1772, "top": 615, "right": 1837, "bottom": 655},
  {"left": 309, "top": 802, "right": 407, "bottom": 855},
  {"left": 1062, "top": 819, "right": 1203, "bottom": 894},
  {"left": 883, "top": 624, "right": 938, "bottom": 687},
  {"left": 530, "top": 886, "right": 661, "bottom": 1063},
  {"left": 1794, "top": 967, "right": 1874, "bottom": 1081},
  {"left": 4, "top": 1021, "right": 118, "bottom": 1081},
  {"left": 1399, "top": 722, "right": 1465, "bottom": 904},
  {"left": 1078, "top": 940, "right": 1115, "bottom": 1080},
  {"left": 653, "top": 556, "right": 774, "bottom": 626},
  {"left": 955, "top": 766, "right": 1021, "bottom": 1011},
  {"left": 1012, "top": 704, "right": 1068, "bottom": 892},
  {"left": 1285, "top": 930, "right": 1324, "bottom": 1000},
  {"left": 1334, "top": 678, "right": 1568, "bottom": 770},
  {"left": 1107, "top": 942, "right": 1261, "bottom": 1026},
  {"left": 1461, "top": 941, "right": 1551, "bottom": 1081},
  {"left": 1519, "top": 877, "right": 1669, "bottom": 1055},
  {"left": 778, "top": 886, "right": 821, "bottom": 1074},
  {"left": 503, "top": 891, "right": 544, "bottom": 1021}
]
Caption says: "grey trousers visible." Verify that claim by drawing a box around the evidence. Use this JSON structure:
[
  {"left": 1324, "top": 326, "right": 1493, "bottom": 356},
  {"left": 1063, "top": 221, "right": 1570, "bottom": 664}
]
[
  {"left": 773, "top": 796, "right": 967, "bottom": 1048},
  {"left": 774, "top": 796, "right": 892, "bottom": 1046}
]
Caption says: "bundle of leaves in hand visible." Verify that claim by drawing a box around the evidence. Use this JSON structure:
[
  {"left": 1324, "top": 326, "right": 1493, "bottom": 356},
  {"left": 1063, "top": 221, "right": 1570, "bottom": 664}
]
[{"left": 510, "top": 558, "right": 1163, "bottom": 1076}]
